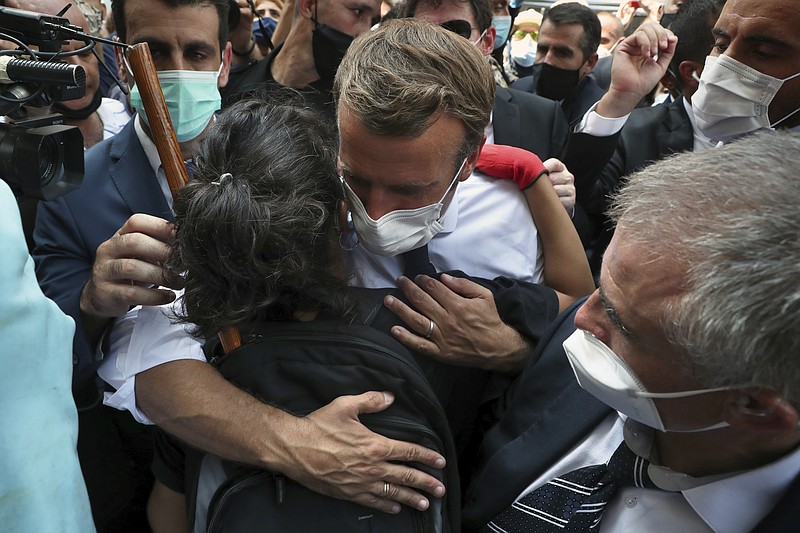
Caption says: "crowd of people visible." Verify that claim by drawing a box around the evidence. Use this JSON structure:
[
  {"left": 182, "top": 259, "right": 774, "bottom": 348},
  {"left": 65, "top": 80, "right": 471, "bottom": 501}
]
[{"left": 2, "top": 0, "right": 799, "bottom": 531}]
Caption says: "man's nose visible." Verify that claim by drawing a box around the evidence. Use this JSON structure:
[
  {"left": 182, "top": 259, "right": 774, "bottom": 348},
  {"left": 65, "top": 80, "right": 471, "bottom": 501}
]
[{"left": 574, "top": 289, "right": 612, "bottom": 346}]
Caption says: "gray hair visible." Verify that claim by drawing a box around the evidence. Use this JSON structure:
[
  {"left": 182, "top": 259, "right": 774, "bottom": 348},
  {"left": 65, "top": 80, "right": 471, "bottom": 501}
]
[
  {"left": 610, "top": 131, "right": 800, "bottom": 406},
  {"left": 333, "top": 18, "right": 495, "bottom": 166}
]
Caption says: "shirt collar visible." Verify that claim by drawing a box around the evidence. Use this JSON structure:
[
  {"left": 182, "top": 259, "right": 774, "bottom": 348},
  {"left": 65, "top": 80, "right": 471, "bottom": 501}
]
[
  {"left": 133, "top": 114, "right": 164, "bottom": 177},
  {"left": 624, "top": 418, "right": 800, "bottom": 532}
]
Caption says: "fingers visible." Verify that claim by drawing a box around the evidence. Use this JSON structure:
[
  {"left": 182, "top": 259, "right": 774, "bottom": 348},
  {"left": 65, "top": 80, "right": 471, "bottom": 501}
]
[
  {"left": 388, "top": 275, "right": 446, "bottom": 322},
  {"left": 117, "top": 213, "right": 175, "bottom": 242},
  {"left": 626, "top": 23, "right": 675, "bottom": 60},
  {"left": 542, "top": 157, "right": 566, "bottom": 175},
  {"left": 437, "top": 272, "right": 492, "bottom": 299},
  {"left": 349, "top": 390, "right": 395, "bottom": 415},
  {"left": 82, "top": 215, "right": 179, "bottom": 317}
]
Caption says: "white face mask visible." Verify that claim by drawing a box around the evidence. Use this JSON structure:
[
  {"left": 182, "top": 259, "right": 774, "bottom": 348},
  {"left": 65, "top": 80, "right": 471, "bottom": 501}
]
[
  {"left": 563, "top": 330, "right": 732, "bottom": 433},
  {"left": 692, "top": 54, "right": 800, "bottom": 143},
  {"left": 341, "top": 158, "right": 466, "bottom": 257}
]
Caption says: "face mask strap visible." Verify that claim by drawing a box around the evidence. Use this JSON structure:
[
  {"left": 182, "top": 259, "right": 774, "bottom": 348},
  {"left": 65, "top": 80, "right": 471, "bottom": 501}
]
[
  {"left": 472, "top": 28, "right": 488, "bottom": 46},
  {"left": 436, "top": 157, "right": 468, "bottom": 205},
  {"left": 633, "top": 385, "right": 733, "bottom": 399}
]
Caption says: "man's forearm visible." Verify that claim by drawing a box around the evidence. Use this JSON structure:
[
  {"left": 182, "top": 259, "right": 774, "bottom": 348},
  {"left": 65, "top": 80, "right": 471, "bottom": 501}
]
[{"left": 136, "top": 359, "right": 294, "bottom": 471}]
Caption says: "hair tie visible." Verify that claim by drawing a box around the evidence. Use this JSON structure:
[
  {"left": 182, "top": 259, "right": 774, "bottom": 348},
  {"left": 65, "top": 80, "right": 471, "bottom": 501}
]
[{"left": 211, "top": 173, "right": 233, "bottom": 186}]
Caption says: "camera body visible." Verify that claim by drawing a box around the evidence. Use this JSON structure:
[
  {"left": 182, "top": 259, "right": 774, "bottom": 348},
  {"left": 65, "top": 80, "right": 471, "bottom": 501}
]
[{"left": 1, "top": 6, "right": 86, "bottom": 200}]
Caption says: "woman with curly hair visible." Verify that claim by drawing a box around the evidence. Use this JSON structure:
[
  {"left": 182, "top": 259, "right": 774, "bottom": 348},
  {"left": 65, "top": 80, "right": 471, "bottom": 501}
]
[{"left": 144, "top": 93, "right": 592, "bottom": 531}]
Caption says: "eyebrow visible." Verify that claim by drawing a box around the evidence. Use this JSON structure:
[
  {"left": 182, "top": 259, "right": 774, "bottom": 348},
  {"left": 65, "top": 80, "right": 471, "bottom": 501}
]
[
  {"left": 135, "top": 36, "right": 217, "bottom": 55},
  {"left": 598, "top": 285, "right": 634, "bottom": 339},
  {"left": 712, "top": 28, "right": 792, "bottom": 50},
  {"left": 340, "top": 164, "right": 438, "bottom": 195}
]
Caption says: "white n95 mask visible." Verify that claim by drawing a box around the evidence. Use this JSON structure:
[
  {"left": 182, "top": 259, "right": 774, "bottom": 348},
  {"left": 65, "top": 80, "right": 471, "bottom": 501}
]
[
  {"left": 563, "top": 330, "right": 732, "bottom": 432},
  {"left": 692, "top": 54, "right": 800, "bottom": 143},
  {"left": 341, "top": 158, "right": 466, "bottom": 257}
]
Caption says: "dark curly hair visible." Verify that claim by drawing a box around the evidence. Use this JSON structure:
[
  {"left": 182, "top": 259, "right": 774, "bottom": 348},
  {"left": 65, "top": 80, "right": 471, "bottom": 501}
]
[{"left": 167, "top": 95, "right": 353, "bottom": 337}]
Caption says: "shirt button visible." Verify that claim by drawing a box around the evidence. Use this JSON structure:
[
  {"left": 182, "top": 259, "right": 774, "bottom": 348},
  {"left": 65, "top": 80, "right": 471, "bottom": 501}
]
[{"left": 625, "top": 496, "right": 638, "bottom": 508}]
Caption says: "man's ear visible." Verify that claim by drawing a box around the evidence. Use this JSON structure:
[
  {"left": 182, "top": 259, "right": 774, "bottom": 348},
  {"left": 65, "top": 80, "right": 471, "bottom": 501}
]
[
  {"left": 218, "top": 43, "right": 233, "bottom": 88},
  {"left": 463, "top": 134, "right": 488, "bottom": 181},
  {"left": 583, "top": 52, "right": 599, "bottom": 75},
  {"left": 479, "top": 26, "right": 496, "bottom": 56},
  {"left": 113, "top": 36, "right": 129, "bottom": 87},
  {"left": 298, "top": 0, "right": 316, "bottom": 20},
  {"left": 725, "top": 389, "right": 799, "bottom": 433},
  {"left": 679, "top": 60, "right": 703, "bottom": 95}
]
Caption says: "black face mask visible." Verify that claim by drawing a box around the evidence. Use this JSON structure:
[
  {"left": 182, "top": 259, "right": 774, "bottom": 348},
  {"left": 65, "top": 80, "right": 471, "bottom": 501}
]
[
  {"left": 533, "top": 62, "right": 581, "bottom": 101},
  {"left": 51, "top": 88, "right": 103, "bottom": 120},
  {"left": 311, "top": 20, "right": 354, "bottom": 83},
  {"left": 660, "top": 12, "right": 677, "bottom": 29}
]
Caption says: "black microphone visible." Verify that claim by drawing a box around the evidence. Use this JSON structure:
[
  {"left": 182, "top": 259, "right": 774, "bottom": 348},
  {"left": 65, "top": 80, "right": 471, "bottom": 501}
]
[{"left": 0, "top": 56, "right": 85, "bottom": 87}]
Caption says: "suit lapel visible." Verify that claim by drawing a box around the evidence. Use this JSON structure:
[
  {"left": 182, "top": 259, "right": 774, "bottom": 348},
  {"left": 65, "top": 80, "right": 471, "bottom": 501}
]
[
  {"left": 109, "top": 121, "right": 174, "bottom": 221},
  {"left": 492, "top": 87, "right": 521, "bottom": 147}
]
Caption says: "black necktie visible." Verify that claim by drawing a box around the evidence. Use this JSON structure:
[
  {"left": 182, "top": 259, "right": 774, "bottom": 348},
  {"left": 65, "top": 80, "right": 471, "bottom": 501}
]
[
  {"left": 484, "top": 441, "right": 658, "bottom": 532},
  {"left": 401, "top": 244, "right": 437, "bottom": 278}
]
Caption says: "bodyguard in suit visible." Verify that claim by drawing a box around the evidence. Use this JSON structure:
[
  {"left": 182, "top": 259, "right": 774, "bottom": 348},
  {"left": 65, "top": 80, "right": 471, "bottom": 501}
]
[
  {"left": 511, "top": 3, "right": 606, "bottom": 128},
  {"left": 32, "top": 0, "right": 233, "bottom": 527},
  {"left": 464, "top": 131, "right": 800, "bottom": 533},
  {"left": 566, "top": 0, "right": 724, "bottom": 217}
]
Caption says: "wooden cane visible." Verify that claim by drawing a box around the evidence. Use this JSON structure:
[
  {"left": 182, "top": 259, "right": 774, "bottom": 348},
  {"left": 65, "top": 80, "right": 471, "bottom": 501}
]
[{"left": 125, "top": 43, "right": 242, "bottom": 353}]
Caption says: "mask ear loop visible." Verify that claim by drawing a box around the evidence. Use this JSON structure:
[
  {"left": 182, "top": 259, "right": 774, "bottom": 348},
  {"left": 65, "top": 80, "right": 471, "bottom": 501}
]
[{"left": 337, "top": 177, "right": 359, "bottom": 251}]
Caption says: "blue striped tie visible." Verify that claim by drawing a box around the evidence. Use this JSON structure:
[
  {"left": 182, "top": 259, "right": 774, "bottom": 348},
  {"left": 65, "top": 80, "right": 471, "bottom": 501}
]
[{"left": 484, "top": 441, "right": 656, "bottom": 532}]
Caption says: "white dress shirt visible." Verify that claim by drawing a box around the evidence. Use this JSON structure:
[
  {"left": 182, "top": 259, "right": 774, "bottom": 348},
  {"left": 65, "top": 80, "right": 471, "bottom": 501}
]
[{"left": 99, "top": 165, "right": 543, "bottom": 422}]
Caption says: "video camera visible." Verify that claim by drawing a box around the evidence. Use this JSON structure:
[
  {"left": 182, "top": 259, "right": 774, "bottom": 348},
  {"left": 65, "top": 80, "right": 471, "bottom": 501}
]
[{"left": 0, "top": 5, "right": 87, "bottom": 200}]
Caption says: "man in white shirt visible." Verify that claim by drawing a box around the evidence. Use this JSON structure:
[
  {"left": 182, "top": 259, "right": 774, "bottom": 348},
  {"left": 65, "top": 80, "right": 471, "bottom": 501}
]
[
  {"left": 465, "top": 130, "right": 800, "bottom": 533},
  {"left": 97, "top": 17, "right": 591, "bottom": 518}
]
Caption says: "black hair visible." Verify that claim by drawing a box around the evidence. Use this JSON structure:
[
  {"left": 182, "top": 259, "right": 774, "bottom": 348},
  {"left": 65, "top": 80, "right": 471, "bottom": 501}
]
[
  {"left": 543, "top": 2, "right": 601, "bottom": 62},
  {"left": 112, "top": 0, "right": 230, "bottom": 52},
  {"left": 668, "top": 0, "right": 725, "bottom": 91},
  {"left": 167, "top": 94, "right": 353, "bottom": 337},
  {"left": 404, "top": 0, "right": 493, "bottom": 34}
]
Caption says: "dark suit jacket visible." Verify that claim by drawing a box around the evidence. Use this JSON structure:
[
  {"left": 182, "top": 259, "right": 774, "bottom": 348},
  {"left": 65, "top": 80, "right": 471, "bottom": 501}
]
[
  {"left": 512, "top": 72, "right": 606, "bottom": 128},
  {"left": 462, "top": 301, "right": 800, "bottom": 532},
  {"left": 566, "top": 96, "right": 693, "bottom": 216},
  {"left": 493, "top": 86, "right": 569, "bottom": 161},
  {"left": 33, "top": 121, "right": 173, "bottom": 391},
  {"left": 562, "top": 97, "right": 694, "bottom": 270}
]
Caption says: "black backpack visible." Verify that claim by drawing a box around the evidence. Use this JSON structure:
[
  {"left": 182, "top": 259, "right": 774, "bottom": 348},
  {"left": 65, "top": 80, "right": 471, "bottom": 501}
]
[{"left": 185, "top": 298, "right": 460, "bottom": 532}]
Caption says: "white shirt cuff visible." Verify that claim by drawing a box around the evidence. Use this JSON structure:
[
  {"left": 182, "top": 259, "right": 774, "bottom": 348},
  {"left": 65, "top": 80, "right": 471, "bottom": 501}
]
[{"left": 575, "top": 102, "right": 630, "bottom": 136}]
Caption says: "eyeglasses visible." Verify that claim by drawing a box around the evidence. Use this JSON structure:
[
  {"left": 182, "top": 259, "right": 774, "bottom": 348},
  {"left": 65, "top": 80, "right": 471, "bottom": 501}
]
[
  {"left": 512, "top": 30, "right": 538, "bottom": 40},
  {"left": 439, "top": 19, "right": 475, "bottom": 39}
]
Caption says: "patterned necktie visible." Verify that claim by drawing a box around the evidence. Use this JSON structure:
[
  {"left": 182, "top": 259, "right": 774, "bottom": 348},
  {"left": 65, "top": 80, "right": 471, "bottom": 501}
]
[
  {"left": 484, "top": 440, "right": 657, "bottom": 532},
  {"left": 401, "top": 244, "right": 437, "bottom": 278}
]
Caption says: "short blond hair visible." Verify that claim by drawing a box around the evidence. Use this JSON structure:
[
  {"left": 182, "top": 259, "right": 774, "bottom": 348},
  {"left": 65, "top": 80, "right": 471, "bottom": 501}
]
[{"left": 334, "top": 18, "right": 495, "bottom": 164}]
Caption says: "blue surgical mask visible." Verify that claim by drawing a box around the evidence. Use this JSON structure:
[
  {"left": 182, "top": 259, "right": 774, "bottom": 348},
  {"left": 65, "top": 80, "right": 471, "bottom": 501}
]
[
  {"left": 492, "top": 15, "right": 512, "bottom": 51},
  {"left": 130, "top": 66, "right": 222, "bottom": 142},
  {"left": 252, "top": 17, "right": 277, "bottom": 45}
]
